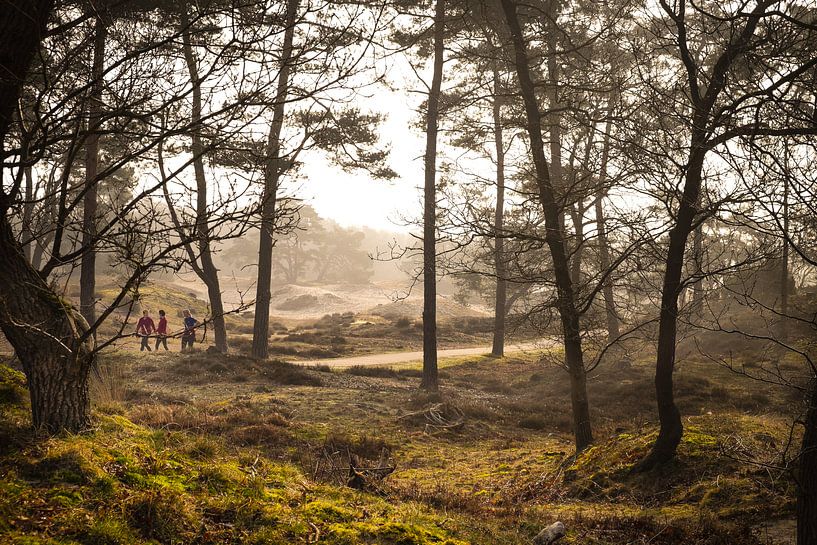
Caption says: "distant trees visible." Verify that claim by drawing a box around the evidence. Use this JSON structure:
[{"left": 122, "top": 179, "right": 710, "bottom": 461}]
[{"left": 223, "top": 205, "right": 374, "bottom": 285}]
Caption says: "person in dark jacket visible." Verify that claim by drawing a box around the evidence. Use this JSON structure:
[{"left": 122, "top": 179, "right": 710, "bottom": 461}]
[
  {"left": 154, "top": 309, "right": 169, "bottom": 351},
  {"left": 136, "top": 310, "right": 155, "bottom": 352},
  {"left": 181, "top": 309, "right": 198, "bottom": 352}
]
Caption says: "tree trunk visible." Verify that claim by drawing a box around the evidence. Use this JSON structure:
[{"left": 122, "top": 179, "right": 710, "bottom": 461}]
[
  {"left": 0, "top": 0, "right": 94, "bottom": 433},
  {"left": 633, "top": 0, "right": 772, "bottom": 472},
  {"left": 780, "top": 168, "right": 789, "bottom": 340},
  {"left": 569, "top": 130, "right": 593, "bottom": 288},
  {"left": 0, "top": 217, "right": 94, "bottom": 433},
  {"left": 501, "top": 0, "right": 593, "bottom": 452},
  {"left": 252, "top": 0, "right": 299, "bottom": 359},
  {"left": 0, "top": 0, "right": 54, "bottom": 139},
  {"left": 181, "top": 10, "right": 228, "bottom": 353},
  {"left": 491, "top": 64, "right": 507, "bottom": 357},
  {"left": 31, "top": 233, "right": 48, "bottom": 270},
  {"left": 633, "top": 150, "right": 706, "bottom": 472},
  {"left": 421, "top": 0, "right": 445, "bottom": 392},
  {"left": 21, "top": 167, "right": 34, "bottom": 262},
  {"left": 691, "top": 224, "right": 703, "bottom": 311},
  {"left": 545, "top": 24, "right": 563, "bottom": 228},
  {"left": 80, "top": 15, "right": 106, "bottom": 327},
  {"left": 595, "top": 119, "right": 619, "bottom": 342},
  {"left": 798, "top": 376, "right": 817, "bottom": 545}
]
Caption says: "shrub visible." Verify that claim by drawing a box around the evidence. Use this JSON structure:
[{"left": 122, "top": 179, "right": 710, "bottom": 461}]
[
  {"left": 394, "top": 317, "right": 412, "bottom": 329},
  {"left": 518, "top": 415, "right": 548, "bottom": 430},
  {"left": 126, "top": 489, "right": 197, "bottom": 543}
]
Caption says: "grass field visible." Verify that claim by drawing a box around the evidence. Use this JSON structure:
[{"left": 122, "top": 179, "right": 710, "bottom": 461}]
[{"left": 0, "top": 335, "right": 807, "bottom": 544}]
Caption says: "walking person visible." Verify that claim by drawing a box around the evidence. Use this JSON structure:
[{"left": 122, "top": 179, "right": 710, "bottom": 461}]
[
  {"left": 154, "top": 309, "right": 169, "bottom": 351},
  {"left": 181, "top": 309, "right": 198, "bottom": 352},
  {"left": 136, "top": 310, "right": 155, "bottom": 352}
]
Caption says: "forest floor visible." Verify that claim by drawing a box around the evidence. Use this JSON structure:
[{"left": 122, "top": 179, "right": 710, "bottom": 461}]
[{"left": 0, "top": 334, "right": 807, "bottom": 544}]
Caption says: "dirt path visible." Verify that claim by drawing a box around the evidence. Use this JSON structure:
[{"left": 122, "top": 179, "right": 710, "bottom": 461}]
[{"left": 293, "top": 341, "right": 548, "bottom": 368}]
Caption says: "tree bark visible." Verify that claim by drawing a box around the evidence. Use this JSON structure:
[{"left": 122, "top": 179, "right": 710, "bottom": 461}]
[
  {"left": 421, "top": 0, "right": 445, "bottom": 391},
  {"left": 0, "top": 1, "right": 93, "bottom": 434},
  {"left": 632, "top": 150, "right": 706, "bottom": 472},
  {"left": 252, "top": 0, "right": 299, "bottom": 359},
  {"left": 594, "top": 119, "right": 619, "bottom": 342},
  {"left": 501, "top": 0, "right": 593, "bottom": 452},
  {"left": 491, "top": 64, "right": 507, "bottom": 357},
  {"left": 0, "top": 217, "right": 94, "bottom": 433},
  {"left": 181, "top": 9, "right": 228, "bottom": 353},
  {"left": 798, "top": 376, "right": 817, "bottom": 545},
  {"left": 21, "top": 167, "right": 35, "bottom": 263},
  {"left": 0, "top": 0, "right": 54, "bottom": 141},
  {"left": 634, "top": 0, "right": 771, "bottom": 472},
  {"left": 569, "top": 130, "right": 593, "bottom": 289},
  {"left": 80, "top": 15, "right": 107, "bottom": 327},
  {"left": 691, "top": 224, "right": 703, "bottom": 311},
  {"left": 780, "top": 166, "right": 789, "bottom": 340}
]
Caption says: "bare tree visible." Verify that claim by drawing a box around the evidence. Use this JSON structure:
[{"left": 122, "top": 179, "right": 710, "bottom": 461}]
[
  {"left": 632, "top": 0, "right": 817, "bottom": 471},
  {"left": 419, "top": 0, "right": 446, "bottom": 391},
  {"left": 500, "top": 0, "right": 593, "bottom": 451}
]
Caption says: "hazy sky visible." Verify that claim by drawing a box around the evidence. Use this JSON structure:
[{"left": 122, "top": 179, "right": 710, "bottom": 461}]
[{"left": 299, "top": 83, "right": 427, "bottom": 233}]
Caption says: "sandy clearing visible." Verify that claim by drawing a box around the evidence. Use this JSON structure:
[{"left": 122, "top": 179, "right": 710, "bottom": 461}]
[{"left": 292, "top": 341, "right": 550, "bottom": 368}]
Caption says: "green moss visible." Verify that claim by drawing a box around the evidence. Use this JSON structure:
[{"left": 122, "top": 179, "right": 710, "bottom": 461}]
[
  {"left": 82, "top": 517, "right": 139, "bottom": 545},
  {"left": 0, "top": 366, "right": 27, "bottom": 407},
  {"left": 48, "top": 488, "right": 84, "bottom": 508},
  {"left": 125, "top": 488, "right": 197, "bottom": 543},
  {"left": 363, "top": 521, "right": 469, "bottom": 545},
  {"left": 681, "top": 427, "right": 718, "bottom": 451},
  {"left": 302, "top": 499, "right": 356, "bottom": 523},
  {"left": 4, "top": 533, "right": 81, "bottom": 545},
  {"left": 0, "top": 479, "right": 25, "bottom": 531},
  {"left": 325, "top": 524, "right": 361, "bottom": 545},
  {"left": 245, "top": 526, "right": 288, "bottom": 545}
]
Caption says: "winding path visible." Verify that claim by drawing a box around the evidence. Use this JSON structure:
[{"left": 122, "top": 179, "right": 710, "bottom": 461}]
[{"left": 293, "top": 341, "right": 547, "bottom": 368}]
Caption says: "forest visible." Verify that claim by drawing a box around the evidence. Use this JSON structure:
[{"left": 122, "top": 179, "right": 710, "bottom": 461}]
[{"left": 1, "top": 0, "right": 816, "bottom": 544}]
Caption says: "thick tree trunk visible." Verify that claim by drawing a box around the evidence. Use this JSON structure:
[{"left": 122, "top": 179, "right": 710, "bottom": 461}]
[
  {"left": 501, "top": 0, "right": 593, "bottom": 452},
  {"left": 181, "top": 11, "right": 228, "bottom": 353},
  {"left": 421, "top": 0, "right": 445, "bottom": 392},
  {"left": 0, "top": 0, "right": 92, "bottom": 433},
  {"left": 491, "top": 64, "right": 507, "bottom": 357},
  {"left": 0, "top": 1, "right": 54, "bottom": 139},
  {"left": 80, "top": 16, "right": 106, "bottom": 327},
  {"left": 0, "top": 217, "right": 94, "bottom": 433},
  {"left": 595, "top": 119, "right": 619, "bottom": 342},
  {"left": 252, "top": 0, "right": 299, "bottom": 359},
  {"left": 798, "top": 376, "right": 817, "bottom": 545}
]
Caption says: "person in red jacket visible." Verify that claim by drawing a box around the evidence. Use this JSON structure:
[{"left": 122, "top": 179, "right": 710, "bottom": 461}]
[
  {"left": 154, "top": 309, "right": 169, "bottom": 351},
  {"left": 136, "top": 310, "right": 156, "bottom": 352}
]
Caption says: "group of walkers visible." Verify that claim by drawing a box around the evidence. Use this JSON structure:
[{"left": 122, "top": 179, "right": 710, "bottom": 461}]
[{"left": 135, "top": 309, "right": 199, "bottom": 352}]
